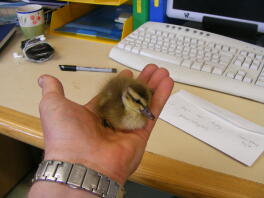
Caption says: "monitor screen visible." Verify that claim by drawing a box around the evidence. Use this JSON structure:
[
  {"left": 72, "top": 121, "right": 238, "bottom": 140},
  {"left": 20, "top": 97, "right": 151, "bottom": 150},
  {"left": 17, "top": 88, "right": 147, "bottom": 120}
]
[{"left": 166, "top": 0, "right": 264, "bottom": 33}]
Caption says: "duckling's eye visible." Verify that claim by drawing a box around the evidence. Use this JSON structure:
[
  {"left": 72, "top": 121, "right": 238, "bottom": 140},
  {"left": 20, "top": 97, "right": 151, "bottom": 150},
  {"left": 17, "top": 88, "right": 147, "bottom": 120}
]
[{"left": 135, "top": 99, "right": 141, "bottom": 104}]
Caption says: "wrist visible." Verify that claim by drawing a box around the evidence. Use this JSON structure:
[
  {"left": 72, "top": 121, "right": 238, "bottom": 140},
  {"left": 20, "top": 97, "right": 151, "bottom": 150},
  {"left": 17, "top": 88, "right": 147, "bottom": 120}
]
[
  {"left": 44, "top": 149, "right": 128, "bottom": 185},
  {"left": 32, "top": 160, "right": 125, "bottom": 198},
  {"left": 29, "top": 181, "right": 99, "bottom": 198}
]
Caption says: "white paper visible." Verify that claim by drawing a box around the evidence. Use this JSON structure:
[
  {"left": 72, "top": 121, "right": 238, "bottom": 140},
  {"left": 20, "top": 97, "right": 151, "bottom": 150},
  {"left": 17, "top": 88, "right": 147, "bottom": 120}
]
[{"left": 160, "top": 90, "right": 264, "bottom": 166}]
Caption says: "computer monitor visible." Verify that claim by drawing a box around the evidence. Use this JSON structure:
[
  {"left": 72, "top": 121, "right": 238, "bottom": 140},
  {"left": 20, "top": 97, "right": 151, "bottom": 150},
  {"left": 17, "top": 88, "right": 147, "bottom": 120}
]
[{"left": 166, "top": 0, "right": 264, "bottom": 33}]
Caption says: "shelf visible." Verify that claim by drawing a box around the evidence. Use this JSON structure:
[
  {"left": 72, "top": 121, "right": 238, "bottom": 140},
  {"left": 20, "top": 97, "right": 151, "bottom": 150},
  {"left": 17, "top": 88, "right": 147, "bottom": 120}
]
[
  {"left": 59, "top": 0, "right": 129, "bottom": 6},
  {"left": 49, "top": 3, "right": 133, "bottom": 44}
]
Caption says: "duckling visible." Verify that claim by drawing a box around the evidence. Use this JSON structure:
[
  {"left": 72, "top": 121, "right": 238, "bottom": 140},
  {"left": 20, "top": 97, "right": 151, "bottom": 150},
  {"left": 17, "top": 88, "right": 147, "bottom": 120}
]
[{"left": 95, "top": 76, "right": 155, "bottom": 130}]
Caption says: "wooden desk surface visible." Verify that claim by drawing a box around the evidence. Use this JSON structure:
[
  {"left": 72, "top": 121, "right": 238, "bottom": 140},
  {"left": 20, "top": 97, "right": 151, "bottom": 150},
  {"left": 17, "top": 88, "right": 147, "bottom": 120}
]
[{"left": 0, "top": 32, "right": 264, "bottom": 198}]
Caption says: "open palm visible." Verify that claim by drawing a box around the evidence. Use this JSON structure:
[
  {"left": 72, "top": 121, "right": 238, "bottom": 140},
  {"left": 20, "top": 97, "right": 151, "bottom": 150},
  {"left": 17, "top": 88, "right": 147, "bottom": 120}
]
[{"left": 38, "top": 64, "right": 173, "bottom": 185}]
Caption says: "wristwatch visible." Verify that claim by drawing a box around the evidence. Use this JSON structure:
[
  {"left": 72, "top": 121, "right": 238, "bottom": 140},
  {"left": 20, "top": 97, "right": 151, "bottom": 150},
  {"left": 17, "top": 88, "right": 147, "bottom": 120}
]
[{"left": 33, "top": 160, "right": 125, "bottom": 198}]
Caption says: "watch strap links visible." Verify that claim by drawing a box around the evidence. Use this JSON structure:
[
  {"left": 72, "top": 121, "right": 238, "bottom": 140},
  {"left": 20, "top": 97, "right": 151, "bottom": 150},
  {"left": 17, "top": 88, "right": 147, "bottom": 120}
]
[{"left": 33, "top": 160, "right": 124, "bottom": 198}]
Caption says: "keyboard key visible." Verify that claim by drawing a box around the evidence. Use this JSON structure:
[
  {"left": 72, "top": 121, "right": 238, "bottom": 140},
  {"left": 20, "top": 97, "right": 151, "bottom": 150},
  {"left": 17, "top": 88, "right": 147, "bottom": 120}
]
[
  {"left": 125, "top": 37, "right": 135, "bottom": 42},
  {"left": 220, "top": 51, "right": 234, "bottom": 57},
  {"left": 237, "top": 70, "right": 246, "bottom": 76},
  {"left": 222, "top": 46, "right": 229, "bottom": 51},
  {"left": 131, "top": 47, "right": 140, "bottom": 54},
  {"left": 235, "top": 74, "right": 244, "bottom": 81},
  {"left": 258, "top": 76, "right": 264, "bottom": 81},
  {"left": 162, "top": 32, "right": 168, "bottom": 37},
  {"left": 151, "top": 39, "right": 157, "bottom": 44},
  {"left": 248, "top": 52, "right": 255, "bottom": 58},
  {"left": 234, "top": 60, "right": 242, "bottom": 66},
  {"left": 138, "top": 36, "right": 144, "bottom": 41},
  {"left": 245, "top": 57, "right": 252, "bottom": 63},
  {"left": 250, "top": 60, "right": 260, "bottom": 70},
  {"left": 178, "top": 35, "right": 184, "bottom": 40},
  {"left": 211, "top": 59, "right": 219, "bottom": 64},
  {"left": 205, "top": 52, "right": 212, "bottom": 57},
  {"left": 164, "top": 38, "right": 170, "bottom": 42},
  {"left": 202, "top": 65, "right": 213, "bottom": 73},
  {"left": 226, "top": 71, "right": 235, "bottom": 79},
  {"left": 204, "top": 56, "right": 211, "bottom": 61},
  {"left": 236, "top": 55, "right": 245, "bottom": 61},
  {"left": 154, "top": 48, "right": 161, "bottom": 52},
  {"left": 140, "top": 48, "right": 182, "bottom": 65},
  {"left": 189, "top": 53, "right": 196, "bottom": 58},
  {"left": 256, "top": 54, "right": 263, "bottom": 60},
  {"left": 242, "top": 62, "right": 250, "bottom": 69},
  {"left": 182, "top": 50, "right": 189, "bottom": 56},
  {"left": 198, "top": 40, "right": 205, "bottom": 46},
  {"left": 124, "top": 45, "right": 133, "bottom": 51},
  {"left": 148, "top": 29, "right": 156, "bottom": 34},
  {"left": 215, "top": 44, "right": 222, "bottom": 50},
  {"left": 192, "top": 62, "right": 203, "bottom": 70},
  {"left": 208, "top": 42, "right": 215, "bottom": 48},
  {"left": 230, "top": 48, "right": 237, "bottom": 53},
  {"left": 181, "top": 60, "right": 192, "bottom": 68},
  {"left": 256, "top": 80, "right": 264, "bottom": 87},
  {"left": 149, "top": 43, "right": 155, "bottom": 47},
  {"left": 219, "top": 59, "right": 229, "bottom": 66},
  {"left": 243, "top": 76, "right": 252, "bottom": 83},
  {"left": 191, "top": 38, "right": 197, "bottom": 44},
  {"left": 212, "top": 49, "right": 219, "bottom": 54},
  {"left": 212, "top": 67, "right": 223, "bottom": 75},
  {"left": 212, "top": 54, "right": 219, "bottom": 59},
  {"left": 205, "top": 47, "right": 211, "bottom": 52},
  {"left": 240, "top": 50, "right": 248, "bottom": 56},
  {"left": 220, "top": 55, "right": 231, "bottom": 62},
  {"left": 162, "top": 46, "right": 168, "bottom": 51},
  {"left": 184, "top": 37, "right": 191, "bottom": 42},
  {"left": 168, "top": 33, "right": 175, "bottom": 38}
]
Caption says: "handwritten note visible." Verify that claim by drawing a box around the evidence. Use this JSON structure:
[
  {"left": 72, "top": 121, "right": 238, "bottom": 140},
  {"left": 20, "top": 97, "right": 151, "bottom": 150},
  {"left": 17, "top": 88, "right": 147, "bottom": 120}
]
[{"left": 160, "top": 90, "right": 264, "bottom": 166}]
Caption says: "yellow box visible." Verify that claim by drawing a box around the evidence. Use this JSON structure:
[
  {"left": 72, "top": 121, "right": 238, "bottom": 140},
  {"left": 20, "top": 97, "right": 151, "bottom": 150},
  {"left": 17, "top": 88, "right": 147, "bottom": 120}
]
[
  {"left": 59, "top": 0, "right": 129, "bottom": 6},
  {"left": 49, "top": 3, "right": 133, "bottom": 44}
]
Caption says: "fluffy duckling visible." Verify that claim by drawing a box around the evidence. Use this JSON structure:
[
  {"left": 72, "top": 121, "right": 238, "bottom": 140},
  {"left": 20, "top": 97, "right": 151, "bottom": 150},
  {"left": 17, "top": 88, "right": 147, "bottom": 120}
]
[{"left": 95, "top": 76, "right": 155, "bottom": 130}]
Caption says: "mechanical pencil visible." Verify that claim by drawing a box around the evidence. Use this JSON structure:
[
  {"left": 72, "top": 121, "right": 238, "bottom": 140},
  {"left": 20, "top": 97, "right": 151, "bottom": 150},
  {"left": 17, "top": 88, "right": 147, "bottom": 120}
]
[{"left": 59, "top": 65, "right": 117, "bottom": 73}]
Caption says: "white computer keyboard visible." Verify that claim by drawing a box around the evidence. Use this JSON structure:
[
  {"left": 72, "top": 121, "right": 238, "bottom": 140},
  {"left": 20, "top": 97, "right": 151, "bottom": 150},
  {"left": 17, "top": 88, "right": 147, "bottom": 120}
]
[{"left": 109, "top": 22, "right": 264, "bottom": 103}]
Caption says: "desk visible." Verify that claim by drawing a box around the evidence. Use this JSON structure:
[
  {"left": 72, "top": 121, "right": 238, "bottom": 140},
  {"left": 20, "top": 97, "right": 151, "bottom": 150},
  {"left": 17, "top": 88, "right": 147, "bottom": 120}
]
[{"left": 0, "top": 32, "right": 264, "bottom": 198}]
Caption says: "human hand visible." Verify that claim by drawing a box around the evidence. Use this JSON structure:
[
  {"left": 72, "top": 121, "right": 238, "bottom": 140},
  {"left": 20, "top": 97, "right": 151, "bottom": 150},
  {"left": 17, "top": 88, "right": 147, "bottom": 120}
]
[{"left": 38, "top": 64, "right": 173, "bottom": 185}]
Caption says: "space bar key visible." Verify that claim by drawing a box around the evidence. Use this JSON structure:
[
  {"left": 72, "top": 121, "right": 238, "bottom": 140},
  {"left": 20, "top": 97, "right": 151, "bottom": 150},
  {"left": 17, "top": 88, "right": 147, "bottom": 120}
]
[{"left": 140, "top": 49, "right": 182, "bottom": 65}]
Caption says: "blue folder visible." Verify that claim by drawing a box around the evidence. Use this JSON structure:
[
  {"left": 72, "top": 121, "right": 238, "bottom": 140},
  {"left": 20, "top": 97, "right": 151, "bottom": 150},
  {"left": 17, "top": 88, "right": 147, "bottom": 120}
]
[
  {"left": 149, "top": 0, "right": 167, "bottom": 22},
  {"left": 56, "top": 5, "right": 132, "bottom": 41},
  {"left": 0, "top": 23, "right": 16, "bottom": 52}
]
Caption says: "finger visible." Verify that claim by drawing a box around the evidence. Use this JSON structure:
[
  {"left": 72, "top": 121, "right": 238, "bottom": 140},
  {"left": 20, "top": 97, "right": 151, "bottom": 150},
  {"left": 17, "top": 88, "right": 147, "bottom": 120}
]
[
  {"left": 38, "top": 74, "right": 65, "bottom": 97},
  {"left": 118, "top": 69, "right": 133, "bottom": 78},
  {"left": 84, "top": 69, "right": 133, "bottom": 109},
  {"left": 137, "top": 64, "right": 158, "bottom": 84},
  {"left": 145, "top": 76, "right": 174, "bottom": 133},
  {"left": 147, "top": 68, "right": 170, "bottom": 90}
]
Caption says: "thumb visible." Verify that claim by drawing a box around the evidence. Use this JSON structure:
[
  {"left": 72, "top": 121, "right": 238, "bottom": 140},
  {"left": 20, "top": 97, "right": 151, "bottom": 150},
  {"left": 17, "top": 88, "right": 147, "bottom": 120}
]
[{"left": 38, "top": 74, "right": 65, "bottom": 97}]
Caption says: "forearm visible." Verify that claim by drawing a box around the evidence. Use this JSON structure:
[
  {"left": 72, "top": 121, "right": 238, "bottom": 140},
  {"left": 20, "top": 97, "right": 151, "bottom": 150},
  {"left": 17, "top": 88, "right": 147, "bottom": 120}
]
[{"left": 28, "top": 182, "right": 98, "bottom": 198}]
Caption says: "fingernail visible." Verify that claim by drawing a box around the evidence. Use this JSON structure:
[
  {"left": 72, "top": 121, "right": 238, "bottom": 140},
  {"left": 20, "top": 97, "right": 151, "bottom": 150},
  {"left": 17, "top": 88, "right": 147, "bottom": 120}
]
[{"left": 38, "top": 76, "right": 44, "bottom": 87}]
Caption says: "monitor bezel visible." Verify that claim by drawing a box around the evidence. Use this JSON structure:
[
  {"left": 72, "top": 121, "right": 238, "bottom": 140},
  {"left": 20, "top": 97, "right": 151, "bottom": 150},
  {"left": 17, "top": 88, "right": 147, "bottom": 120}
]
[{"left": 166, "top": 0, "right": 264, "bottom": 33}]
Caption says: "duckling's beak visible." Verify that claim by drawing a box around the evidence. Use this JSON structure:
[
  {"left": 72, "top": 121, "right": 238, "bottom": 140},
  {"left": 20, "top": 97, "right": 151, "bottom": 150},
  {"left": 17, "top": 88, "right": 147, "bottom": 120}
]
[{"left": 140, "top": 107, "right": 155, "bottom": 120}]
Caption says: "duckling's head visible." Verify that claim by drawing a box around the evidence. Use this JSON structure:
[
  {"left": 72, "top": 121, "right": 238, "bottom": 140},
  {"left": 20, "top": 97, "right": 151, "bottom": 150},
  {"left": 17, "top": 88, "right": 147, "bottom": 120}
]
[{"left": 122, "top": 85, "right": 155, "bottom": 120}]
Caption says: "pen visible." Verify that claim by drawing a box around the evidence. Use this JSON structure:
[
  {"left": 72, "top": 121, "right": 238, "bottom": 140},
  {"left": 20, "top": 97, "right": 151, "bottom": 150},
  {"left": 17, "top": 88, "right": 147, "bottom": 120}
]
[{"left": 59, "top": 65, "right": 117, "bottom": 73}]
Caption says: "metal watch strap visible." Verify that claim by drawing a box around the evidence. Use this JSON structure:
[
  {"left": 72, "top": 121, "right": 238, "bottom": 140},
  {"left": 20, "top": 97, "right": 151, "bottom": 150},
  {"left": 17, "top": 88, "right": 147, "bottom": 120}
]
[{"left": 33, "top": 160, "right": 124, "bottom": 198}]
